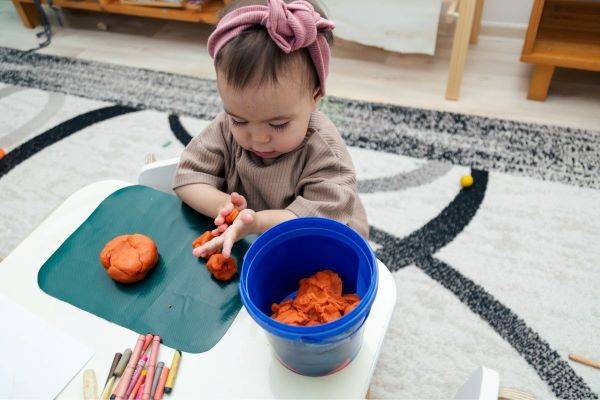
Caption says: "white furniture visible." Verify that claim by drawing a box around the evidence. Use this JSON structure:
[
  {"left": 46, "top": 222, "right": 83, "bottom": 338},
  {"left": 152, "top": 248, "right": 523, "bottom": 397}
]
[{"left": 0, "top": 159, "right": 397, "bottom": 398}]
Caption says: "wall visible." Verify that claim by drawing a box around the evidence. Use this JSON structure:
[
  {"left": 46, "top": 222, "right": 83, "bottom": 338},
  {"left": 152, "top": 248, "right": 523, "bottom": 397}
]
[{"left": 481, "top": 0, "right": 533, "bottom": 26}]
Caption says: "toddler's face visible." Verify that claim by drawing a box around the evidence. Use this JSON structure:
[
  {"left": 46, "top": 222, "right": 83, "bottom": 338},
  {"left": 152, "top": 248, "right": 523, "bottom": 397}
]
[{"left": 217, "top": 70, "right": 319, "bottom": 159}]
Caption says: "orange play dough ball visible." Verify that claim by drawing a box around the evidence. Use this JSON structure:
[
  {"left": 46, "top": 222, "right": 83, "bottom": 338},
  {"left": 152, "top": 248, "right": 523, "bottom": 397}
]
[
  {"left": 206, "top": 254, "right": 237, "bottom": 281},
  {"left": 100, "top": 234, "right": 158, "bottom": 283},
  {"left": 0, "top": 148, "right": 5, "bottom": 160}
]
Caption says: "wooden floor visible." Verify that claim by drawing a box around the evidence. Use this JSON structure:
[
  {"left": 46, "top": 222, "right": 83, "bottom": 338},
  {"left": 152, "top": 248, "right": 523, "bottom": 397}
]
[{"left": 1, "top": 2, "right": 599, "bottom": 131}]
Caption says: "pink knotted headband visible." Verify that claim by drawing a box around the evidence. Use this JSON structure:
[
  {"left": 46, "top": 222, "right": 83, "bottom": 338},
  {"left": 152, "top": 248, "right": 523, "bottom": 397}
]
[{"left": 207, "top": 0, "right": 335, "bottom": 95}]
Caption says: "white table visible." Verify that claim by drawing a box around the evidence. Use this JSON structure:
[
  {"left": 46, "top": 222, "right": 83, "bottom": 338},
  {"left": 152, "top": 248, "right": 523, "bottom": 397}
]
[{"left": 0, "top": 180, "right": 397, "bottom": 399}]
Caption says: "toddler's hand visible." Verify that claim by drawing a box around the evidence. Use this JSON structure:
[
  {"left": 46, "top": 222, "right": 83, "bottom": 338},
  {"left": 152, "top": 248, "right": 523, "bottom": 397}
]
[
  {"left": 213, "top": 192, "right": 247, "bottom": 235},
  {"left": 194, "top": 208, "right": 256, "bottom": 259}
]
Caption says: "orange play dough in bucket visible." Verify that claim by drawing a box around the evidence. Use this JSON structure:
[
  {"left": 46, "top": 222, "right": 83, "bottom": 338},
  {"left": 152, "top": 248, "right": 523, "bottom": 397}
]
[
  {"left": 99, "top": 234, "right": 158, "bottom": 283},
  {"left": 271, "top": 270, "right": 360, "bottom": 326}
]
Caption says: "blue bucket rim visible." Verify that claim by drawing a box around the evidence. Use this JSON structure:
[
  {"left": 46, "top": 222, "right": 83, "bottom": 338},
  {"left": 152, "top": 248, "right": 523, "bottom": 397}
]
[{"left": 239, "top": 217, "right": 378, "bottom": 341}]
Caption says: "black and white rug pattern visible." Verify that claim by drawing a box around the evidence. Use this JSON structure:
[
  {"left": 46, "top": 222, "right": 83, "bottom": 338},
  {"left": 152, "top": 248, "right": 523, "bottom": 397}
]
[{"left": 1, "top": 47, "right": 599, "bottom": 399}]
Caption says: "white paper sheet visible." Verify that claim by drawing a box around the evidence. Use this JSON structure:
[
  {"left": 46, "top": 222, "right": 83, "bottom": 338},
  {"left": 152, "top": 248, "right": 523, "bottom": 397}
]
[{"left": 0, "top": 293, "right": 94, "bottom": 399}]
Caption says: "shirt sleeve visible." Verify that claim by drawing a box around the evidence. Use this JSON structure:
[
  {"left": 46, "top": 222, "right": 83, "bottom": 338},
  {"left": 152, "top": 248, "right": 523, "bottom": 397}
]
[
  {"left": 172, "top": 114, "right": 229, "bottom": 191},
  {"left": 286, "top": 134, "right": 358, "bottom": 225}
]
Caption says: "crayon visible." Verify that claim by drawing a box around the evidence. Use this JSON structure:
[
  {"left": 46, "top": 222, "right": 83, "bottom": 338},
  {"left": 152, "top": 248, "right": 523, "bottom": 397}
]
[
  {"left": 164, "top": 351, "right": 181, "bottom": 394},
  {"left": 142, "top": 333, "right": 153, "bottom": 354},
  {"left": 116, "top": 335, "right": 145, "bottom": 400},
  {"left": 135, "top": 382, "right": 145, "bottom": 400},
  {"left": 150, "top": 362, "right": 164, "bottom": 398},
  {"left": 101, "top": 376, "right": 116, "bottom": 400},
  {"left": 111, "top": 348, "right": 132, "bottom": 398},
  {"left": 104, "top": 353, "right": 122, "bottom": 386},
  {"left": 83, "top": 369, "right": 97, "bottom": 400},
  {"left": 142, "top": 336, "right": 161, "bottom": 400},
  {"left": 128, "top": 369, "right": 147, "bottom": 400},
  {"left": 126, "top": 355, "right": 148, "bottom": 397},
  {"left": 154, "top": 367, "right": 169, "bottom": 400}
]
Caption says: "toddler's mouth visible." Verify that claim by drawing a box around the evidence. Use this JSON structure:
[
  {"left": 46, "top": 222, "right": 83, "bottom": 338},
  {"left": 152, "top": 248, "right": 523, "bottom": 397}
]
[{"left": 253, "top": 150, "right": 277, "bottom": 158}]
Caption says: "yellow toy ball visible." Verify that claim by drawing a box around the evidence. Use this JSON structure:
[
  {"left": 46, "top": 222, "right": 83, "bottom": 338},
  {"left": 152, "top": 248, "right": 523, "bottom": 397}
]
[{"left": 460, "top": 174, "right": 474, "bottom": 188}]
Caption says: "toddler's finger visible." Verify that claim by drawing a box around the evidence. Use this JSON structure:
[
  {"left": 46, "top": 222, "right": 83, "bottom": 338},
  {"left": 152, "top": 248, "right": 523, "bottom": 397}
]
[
  {"left": 216, "top": 224, "right": 228, "bottom": 234},
  {"left": 231, "top": 192, "right": 244, "bottom": 207},
  {"left": 221, "top": 234, "right": 235, "bottom": 259},
  {"left": 240, "top": 212, "right": 254, "bottom": 225},
  {"left": 221, "top": 203, "right": 234, "bottom": 216},
  {"left": 193, "top": 237, "right": 222, "bottom": 258}
]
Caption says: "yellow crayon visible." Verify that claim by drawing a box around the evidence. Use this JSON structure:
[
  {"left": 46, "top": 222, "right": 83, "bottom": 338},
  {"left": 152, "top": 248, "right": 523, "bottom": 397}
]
[
  {"left": 164, "top": 350, "right": 181, "bottom": 394},
  {"left": 101, "top": 376, "right": 116, "bottom": 400}
]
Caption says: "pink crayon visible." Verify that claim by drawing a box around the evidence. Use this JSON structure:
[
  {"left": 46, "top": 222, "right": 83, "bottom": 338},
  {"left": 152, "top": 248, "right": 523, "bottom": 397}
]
[
  {"left": 128, "top": 370, "right": 147, "bottom": 400},
  {"left": 142, "top": 336, "right": 160, "bottom": 400},
  {"left": 125, "top": 355, "right": 148, "bottom": 397},
  {"left": 154, "top": 366, "right": 169, "bottom": 400},
  {"left": 141, "top": 334, "right": 153, "bottom": 354},
  {"left": 116, "top": 335, "right": 145, "bottom": 400},
  {"left": 135, "top": 382, "right": 145, "bottom": 400}
]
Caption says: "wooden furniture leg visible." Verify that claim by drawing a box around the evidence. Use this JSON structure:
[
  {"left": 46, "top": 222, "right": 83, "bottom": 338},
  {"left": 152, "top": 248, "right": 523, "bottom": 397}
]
[
  {"left": 445, "top": 0, "right": 477, "bottom": 100},
  {"left": 469, "top": 0, "right": 485, "bottom": 44},
  {"left": 527, "top": 64, "right": 555, "bottom": 101},
  {"left": 11, "top": 0, "right": 42, "bottom": 29}
]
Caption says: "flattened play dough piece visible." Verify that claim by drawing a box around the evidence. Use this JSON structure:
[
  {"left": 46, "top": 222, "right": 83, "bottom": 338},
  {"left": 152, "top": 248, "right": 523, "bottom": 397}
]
[
  {"left": 271, "top": 270, "right": 361, "bottom": 326},
  {"left": 100, "top": 234, "right": 158, "bottom": 283},
  {"left": 206, "top": 254, "right": 237, "bottom": 281},
  {"left": 224, "top": 209, "right": 239, "bottom": 225}
]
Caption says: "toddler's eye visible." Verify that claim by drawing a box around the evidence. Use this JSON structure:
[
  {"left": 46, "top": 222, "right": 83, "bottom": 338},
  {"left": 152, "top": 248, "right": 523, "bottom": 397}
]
[
  {"left": 269, "top": 122, "right": 289, "bottom": 131},
  {"left": 230, "top": 118, "right": 247, "bottom": 126}
]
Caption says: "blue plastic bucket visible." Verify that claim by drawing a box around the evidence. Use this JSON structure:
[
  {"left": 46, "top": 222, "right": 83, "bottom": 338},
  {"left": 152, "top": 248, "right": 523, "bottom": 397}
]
[{"left": 240, "top": 217, "right": 378, "bottom": 376}]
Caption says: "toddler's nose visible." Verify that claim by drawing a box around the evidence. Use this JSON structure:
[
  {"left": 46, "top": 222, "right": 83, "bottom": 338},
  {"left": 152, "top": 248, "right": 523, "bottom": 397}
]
[{"left": 251, "top": 131, "right": 271, "bottom": 144}]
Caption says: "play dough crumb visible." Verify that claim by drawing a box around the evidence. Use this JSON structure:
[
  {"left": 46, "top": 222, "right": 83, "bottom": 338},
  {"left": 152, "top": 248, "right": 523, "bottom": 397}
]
[
  {"left": 271, "top": 270, "right": 361, "bottom": 326},
  {"left": 206, "top": 253, "right": 237, "bottom": 281},
  {"left": 224, "top": 208, "right": 239, "bottom": 225},
  {"left": 100, "top": 234, "right": 158, "bottom": 283}
]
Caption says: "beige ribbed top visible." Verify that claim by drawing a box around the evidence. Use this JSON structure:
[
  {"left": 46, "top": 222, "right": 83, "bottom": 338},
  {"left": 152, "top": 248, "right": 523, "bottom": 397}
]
[{"left": 172, "top": 111, "right": 368, "bottom": 239}]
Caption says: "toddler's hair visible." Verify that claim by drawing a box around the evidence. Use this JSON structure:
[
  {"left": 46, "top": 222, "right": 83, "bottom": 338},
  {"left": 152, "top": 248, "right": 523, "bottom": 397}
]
[{"left": 215, "top": 0, "right": 333, "bottom": 93}]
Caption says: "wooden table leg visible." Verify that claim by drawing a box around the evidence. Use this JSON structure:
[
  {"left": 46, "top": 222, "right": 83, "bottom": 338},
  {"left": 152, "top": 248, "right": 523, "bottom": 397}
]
[
  {"left": 11, "top": 0, "right": 42, "bottom": 28},
  {"left": 527, "top": 64, "right": 555, "bottom": 101},
  {"left": 445, "top": 0, "right": 478, "bottom": 100},
  {"left": 470, "top": 0, "right": 485, "bottom": 44}
]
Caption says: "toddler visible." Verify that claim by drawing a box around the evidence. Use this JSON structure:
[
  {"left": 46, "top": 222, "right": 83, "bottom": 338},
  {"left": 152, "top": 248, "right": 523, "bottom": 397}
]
[{"left": 173, "top": 0, "right": 368, "bottom": 258}]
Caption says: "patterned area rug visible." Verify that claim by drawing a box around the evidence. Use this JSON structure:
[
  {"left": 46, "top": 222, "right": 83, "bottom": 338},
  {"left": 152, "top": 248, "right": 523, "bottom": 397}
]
[{"left": 1, "top": 46, "right": 599, "bottom": 399}]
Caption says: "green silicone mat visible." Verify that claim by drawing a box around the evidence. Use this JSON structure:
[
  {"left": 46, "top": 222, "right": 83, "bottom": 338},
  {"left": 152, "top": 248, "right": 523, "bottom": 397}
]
[{"left": 38, "top": 185, "right": 251, "bottom": 353}]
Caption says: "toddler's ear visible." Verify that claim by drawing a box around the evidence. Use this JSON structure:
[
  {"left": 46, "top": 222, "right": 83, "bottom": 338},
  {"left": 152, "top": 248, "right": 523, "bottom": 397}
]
[{"left": 312, "top": 87, "right": 322, "bottom": 110}]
